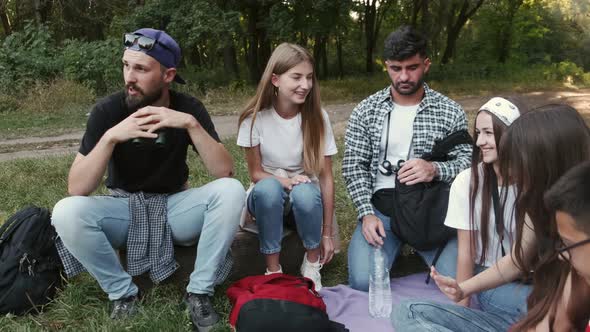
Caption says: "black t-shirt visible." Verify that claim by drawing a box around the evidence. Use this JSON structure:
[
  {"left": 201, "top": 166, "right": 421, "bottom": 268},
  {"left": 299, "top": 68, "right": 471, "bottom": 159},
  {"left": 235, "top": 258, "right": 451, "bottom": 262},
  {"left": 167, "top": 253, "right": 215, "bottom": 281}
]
[{"left": 79, "top": 90, "right": 220, "bottom": 193}]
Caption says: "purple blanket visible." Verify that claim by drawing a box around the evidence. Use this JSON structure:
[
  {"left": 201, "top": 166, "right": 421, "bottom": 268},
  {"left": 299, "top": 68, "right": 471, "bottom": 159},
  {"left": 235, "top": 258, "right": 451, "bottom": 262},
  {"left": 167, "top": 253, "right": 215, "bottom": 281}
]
[{"left": 319, "top": 272, "right": 453, "bottom": 332}]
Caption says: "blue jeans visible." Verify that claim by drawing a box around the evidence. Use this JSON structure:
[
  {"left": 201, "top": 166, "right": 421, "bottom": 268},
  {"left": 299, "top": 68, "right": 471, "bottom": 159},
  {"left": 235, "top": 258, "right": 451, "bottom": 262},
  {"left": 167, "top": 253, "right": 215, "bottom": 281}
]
[
  {"left": 391, "top": 266, "right": 531, "bottom": 331},
  {"left": 347, "top": 205, "right": 458, "bottom": 291},
  {"left": 473, "top": 266, "right": 531, "bottom": 318},
  {"left": 392, "top": 300, "right": 516, "bottom": 332},
  {"left": 247, "top": 178, "right": 322, "bottom": 254},
  {"left": 52, "top": 178, "right": 245, "bottom": 300}
]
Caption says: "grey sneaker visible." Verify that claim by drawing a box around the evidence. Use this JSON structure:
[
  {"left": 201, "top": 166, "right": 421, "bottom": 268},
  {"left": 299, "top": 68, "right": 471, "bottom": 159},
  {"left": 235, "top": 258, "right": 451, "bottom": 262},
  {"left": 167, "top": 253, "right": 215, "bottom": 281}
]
[
  {"left": 184, "top": 293, "right": 220, "bottom": 332},
  {"left": 110, "top": 295, "right": 138, "bottom": 319}
]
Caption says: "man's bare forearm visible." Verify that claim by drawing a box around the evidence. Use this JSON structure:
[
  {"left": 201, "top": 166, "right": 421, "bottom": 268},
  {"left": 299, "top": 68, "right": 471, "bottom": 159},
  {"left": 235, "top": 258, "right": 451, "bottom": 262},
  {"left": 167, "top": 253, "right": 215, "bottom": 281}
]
[
  {"left": 68, "top": 136, "right": 116, "bottom": 196},
  {"left": 187, "top": 121, "right": 233, "bottom": 178}
]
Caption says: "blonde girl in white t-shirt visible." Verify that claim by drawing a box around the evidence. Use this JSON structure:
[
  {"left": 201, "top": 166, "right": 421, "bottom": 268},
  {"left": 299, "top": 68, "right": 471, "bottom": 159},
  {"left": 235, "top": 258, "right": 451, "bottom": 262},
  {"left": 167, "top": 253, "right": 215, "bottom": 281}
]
[
  {"left": 393, "top": 97, "right": 530, "bottom": 331},
  {"left": 236, "top": 43, "right": 337, "bottom": 290}
]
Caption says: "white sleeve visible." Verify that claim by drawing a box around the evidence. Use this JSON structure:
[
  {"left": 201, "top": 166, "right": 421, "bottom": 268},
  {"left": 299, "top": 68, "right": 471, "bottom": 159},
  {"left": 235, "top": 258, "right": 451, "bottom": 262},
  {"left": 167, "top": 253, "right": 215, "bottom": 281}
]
[
  {"left": 237, "top": 115, "right": 260, "bottom": 147},
  {"left": 444, "top": 169, "right": 474, "bottom": 230},
  {"left": 322, "top": 110, "right": 338, "bottom": 156}
]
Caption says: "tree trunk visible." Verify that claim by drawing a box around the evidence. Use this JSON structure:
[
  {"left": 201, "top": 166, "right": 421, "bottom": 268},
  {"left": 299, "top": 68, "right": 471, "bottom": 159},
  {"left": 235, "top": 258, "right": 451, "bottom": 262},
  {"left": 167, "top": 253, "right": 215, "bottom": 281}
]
[
  {"left": 257, "top": 2, "right": 274, "bottom": 75},
  {"left": 441, "top": 25, "right": 460, "bottom": 65},
  {"left": 189, "top": 46, "right": 202, "bottom": 67},
  {"left": 363, "top": 0, "right": 393, "bottom": 72},
  {"left": 497, "top": 0, "right": 523, "bottom": 63},
  {"left": 33, "top": 0, "right": 42, "bottom": 24},
  {"left": 321, "top": 38, "right": 328, "bottom": 79},
  {"left": 299, "top": 32, "right": 307, "bottom": 47},
  {"left": 364, "top": 0, "right": 377, "bottom": 73},
  {"left": 313, "top": 35, "right": 321, "bottom": 74},
  {"left": 0, "top": 5, "right": 10, "bottom": 36},
  {"left": 336, "top": 35, "right": 343, "bottom": 78},
  {"left": 257, "top": 28, "right": 271, "bottom": 77},
  {"left": 313, "top": 36, "right": 328, "bottom": 79},
  {"left": 14, "top": 0, "right": 22, "bottom": 30},
  {"left": 223, "top": 43, "right": 240, "bottom": 79},
  {"left": 33, "top": 0, "right": 52, "bottom": 24},
  {"left": 246, "top": 5, "right": 260, "bottom": 83},
  {"left": 430, "top": 0, "right": 448, "bottom": 59},
  {"left": 441, "top": 0, "right": 485, "bottom": 65},
  {"left": 421, "top": 0, "right": 430, "bottom": 36},
  {"left": 497, "top": 26, "right": 512, "bottom": 63},
  {"left": 411, "top": 0, "right": 420, "bottom": 26}
]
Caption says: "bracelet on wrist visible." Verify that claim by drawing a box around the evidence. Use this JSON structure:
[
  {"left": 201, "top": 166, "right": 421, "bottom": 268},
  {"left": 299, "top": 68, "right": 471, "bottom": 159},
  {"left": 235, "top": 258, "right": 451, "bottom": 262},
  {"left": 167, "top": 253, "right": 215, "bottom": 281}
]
[{"left": 322, "top": 235, "right": 334, "bottom": 239}]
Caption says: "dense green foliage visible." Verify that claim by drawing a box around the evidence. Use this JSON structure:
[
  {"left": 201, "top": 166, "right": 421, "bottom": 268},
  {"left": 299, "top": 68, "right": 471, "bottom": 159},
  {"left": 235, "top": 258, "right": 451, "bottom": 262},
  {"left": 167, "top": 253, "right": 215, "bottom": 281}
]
[{"left": 0, "top": 0, "right": 588, "bottom": 114}]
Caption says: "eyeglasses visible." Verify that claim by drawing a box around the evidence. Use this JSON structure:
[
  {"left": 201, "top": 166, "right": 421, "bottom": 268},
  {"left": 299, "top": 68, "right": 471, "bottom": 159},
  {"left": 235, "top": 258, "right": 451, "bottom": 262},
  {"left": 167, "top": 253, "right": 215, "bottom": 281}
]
[
  {"left": 123, "top": 33, "right": 176, "bottom": 62},
  {"left": 555, "top": 237, "right": 590, "bottom": 261}
]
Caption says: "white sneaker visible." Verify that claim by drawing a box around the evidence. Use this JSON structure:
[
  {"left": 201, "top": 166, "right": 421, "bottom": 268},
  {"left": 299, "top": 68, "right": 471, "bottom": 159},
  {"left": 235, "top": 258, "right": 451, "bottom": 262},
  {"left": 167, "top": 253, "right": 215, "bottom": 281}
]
[
  {"left": 300, "top": 253, "right": 323, "bottom": 291},
  {"left": 265, "top": 265, "right": 283, "bottom": 275}
]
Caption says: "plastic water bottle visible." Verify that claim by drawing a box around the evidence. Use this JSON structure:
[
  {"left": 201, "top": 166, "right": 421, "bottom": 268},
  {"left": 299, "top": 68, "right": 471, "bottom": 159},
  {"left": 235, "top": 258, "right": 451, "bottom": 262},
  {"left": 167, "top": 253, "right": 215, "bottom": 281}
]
[{"left": 369, "top": 245, "right": 392, "bottom": 318}]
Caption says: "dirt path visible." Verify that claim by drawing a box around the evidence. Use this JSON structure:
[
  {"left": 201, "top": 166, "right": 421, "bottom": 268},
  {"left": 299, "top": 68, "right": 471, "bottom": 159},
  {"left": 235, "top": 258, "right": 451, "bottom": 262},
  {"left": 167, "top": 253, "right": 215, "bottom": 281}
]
[{"left": 1, "top": 88, "right": 589, "bottom": 162}]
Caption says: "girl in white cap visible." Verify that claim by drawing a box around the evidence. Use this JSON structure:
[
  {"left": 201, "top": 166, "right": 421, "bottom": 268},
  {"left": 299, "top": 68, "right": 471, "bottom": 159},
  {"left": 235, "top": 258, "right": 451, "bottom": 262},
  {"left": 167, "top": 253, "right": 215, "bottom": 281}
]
[{"left": 393, "top": 97, "right": 529, "bottom": 331}]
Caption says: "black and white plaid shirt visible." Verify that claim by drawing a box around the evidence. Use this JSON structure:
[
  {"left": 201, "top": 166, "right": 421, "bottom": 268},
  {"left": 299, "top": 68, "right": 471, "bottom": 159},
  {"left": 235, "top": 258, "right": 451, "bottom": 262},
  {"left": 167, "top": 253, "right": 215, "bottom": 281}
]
[{"left": 342, "top": 83, "right": 472, "bottom": 220}]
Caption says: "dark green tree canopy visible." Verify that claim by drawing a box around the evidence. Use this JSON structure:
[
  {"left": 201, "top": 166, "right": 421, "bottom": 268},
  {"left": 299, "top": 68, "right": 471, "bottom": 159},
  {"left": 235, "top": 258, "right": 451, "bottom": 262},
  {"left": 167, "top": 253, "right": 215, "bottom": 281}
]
[{"left": 0, "top": 0, "right": 588, "bottom": 91}]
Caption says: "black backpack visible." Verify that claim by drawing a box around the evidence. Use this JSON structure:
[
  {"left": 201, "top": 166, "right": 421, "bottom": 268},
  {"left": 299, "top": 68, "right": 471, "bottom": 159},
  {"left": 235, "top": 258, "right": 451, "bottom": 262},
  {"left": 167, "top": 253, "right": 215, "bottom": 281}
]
[
  {"left": 389, "top": 130, "right": 472, "bottom": 251},
  {"left": 0, "top": 206, "right": 63, "bottom": 315},
  {"left": 371, "top": 130, "right": 472, "bottom": 283}
]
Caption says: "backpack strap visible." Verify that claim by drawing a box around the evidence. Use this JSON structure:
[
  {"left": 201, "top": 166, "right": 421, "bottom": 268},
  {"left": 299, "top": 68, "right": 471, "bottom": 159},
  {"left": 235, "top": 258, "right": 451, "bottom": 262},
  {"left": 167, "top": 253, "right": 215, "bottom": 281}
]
[
  {"left": 423, "top": 130, "right": 473, "bottom": 161},
  {"left": 425, "top": 241, "right": 447, "bottom": 284},
  {"left": 0, "top": 207, "right": 40, "bottom": 245},
  {"left": 490, "top": 172, "right": 507, "bottom": 257}
]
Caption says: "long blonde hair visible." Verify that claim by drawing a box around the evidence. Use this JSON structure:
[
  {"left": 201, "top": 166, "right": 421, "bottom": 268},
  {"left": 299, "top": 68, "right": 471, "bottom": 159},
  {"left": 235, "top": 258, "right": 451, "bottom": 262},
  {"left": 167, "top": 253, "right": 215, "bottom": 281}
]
[{"left": 238, "top": 43, "right": 325, "bottom": 175}]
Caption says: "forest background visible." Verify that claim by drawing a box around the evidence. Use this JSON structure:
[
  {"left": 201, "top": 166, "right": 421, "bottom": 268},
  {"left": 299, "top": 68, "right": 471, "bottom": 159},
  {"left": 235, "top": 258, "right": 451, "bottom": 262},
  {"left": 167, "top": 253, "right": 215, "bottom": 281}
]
[{"left": 0, "top": 0, "right": 589, "bottom": 120}]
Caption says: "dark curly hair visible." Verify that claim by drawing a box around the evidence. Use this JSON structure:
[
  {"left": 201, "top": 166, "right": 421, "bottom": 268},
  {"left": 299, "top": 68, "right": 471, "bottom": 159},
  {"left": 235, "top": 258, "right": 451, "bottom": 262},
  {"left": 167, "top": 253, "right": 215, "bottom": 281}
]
[{"left": 382, "top": 25, "right": 427, "bottom": 61}]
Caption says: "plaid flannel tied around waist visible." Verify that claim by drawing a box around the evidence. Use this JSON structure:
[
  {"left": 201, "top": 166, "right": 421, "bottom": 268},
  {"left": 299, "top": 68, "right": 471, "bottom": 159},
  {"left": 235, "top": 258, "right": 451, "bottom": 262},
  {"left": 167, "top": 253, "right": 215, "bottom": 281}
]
[{"left": 56, "top": 191, "right": 233, "bottom": 285}]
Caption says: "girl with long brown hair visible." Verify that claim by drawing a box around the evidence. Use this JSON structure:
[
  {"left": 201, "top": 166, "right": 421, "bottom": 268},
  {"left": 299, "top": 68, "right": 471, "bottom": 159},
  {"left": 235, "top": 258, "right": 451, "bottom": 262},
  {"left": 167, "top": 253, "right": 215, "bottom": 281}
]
[
  {"left": 504, "top": 105, "right": 590, "bottom": 331},
  {"left": 236, "top": 43, "right": 337, "bottom": 290}
]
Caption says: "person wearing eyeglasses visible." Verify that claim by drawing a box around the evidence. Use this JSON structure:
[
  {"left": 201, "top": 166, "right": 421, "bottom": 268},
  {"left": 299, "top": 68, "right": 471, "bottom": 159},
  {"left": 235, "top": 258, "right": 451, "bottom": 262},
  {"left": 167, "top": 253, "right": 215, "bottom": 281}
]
[
  {"left": 51, "top": 28, "right": 245, "bottom": 331},
  {"left": 520, "top": 161, "right": 590, "bottom": 331},
  {"left": 342, "top": 25, "right": 471, "bottom": 291}
]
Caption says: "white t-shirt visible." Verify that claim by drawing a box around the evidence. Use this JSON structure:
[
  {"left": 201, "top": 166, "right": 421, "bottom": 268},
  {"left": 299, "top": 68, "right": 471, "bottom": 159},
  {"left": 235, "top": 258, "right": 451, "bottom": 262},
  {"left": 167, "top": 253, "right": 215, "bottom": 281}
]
[
  {"left": 374, "top": 103, "right": 419, "bottom": 192},
  {"left": 444, "top": 165, "right": 516, "bottom": 267},
  {"left": 236, "top": 107, "right": 338, "bottom": 176}
]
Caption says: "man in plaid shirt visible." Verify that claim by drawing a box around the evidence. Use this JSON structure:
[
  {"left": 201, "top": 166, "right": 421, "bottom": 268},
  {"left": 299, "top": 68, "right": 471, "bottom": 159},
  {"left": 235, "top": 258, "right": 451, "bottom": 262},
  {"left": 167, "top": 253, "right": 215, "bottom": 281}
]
[{"left": 343, "top": 26, "right": 471, "bottom": 291}]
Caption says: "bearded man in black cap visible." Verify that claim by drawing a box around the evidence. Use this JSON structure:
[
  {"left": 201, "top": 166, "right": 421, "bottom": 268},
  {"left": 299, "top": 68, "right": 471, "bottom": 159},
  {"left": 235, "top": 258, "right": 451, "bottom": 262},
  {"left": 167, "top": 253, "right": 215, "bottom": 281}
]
[{"left": 52, "top": 28, "right": 245, "bottom": 332}]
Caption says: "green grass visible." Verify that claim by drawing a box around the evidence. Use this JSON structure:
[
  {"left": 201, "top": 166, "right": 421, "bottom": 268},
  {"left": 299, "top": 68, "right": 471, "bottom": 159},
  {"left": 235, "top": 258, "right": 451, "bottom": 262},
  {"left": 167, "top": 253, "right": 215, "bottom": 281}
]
[
  {"left": 0, "top": 139, "right": 361, "bottom": 332},
  {"left": 0, "top": 107, "right": 91, "bottom": 140},
  {"left": 0, "top": 79, "right": 96, "bottom": 140},
  {"left": 1, "top": 66, "right": 584, "bottom": 141}
]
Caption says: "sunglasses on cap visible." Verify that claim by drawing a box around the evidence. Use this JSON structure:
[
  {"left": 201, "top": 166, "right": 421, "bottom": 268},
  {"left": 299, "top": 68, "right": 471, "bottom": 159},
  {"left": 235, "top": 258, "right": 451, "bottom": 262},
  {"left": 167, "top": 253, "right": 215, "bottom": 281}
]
[{"left": 123, "top": 33, "right": 176, "bottom": 63}]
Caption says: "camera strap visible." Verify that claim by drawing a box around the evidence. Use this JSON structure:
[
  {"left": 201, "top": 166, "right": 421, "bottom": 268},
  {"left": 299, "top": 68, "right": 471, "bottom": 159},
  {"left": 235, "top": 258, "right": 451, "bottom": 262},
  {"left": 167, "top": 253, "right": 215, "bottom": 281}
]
[
  {"left": 382, "top": 111, "right": 392, "bottom": 163},
  {"left": 382, "top": 111, "right": 413, "bottom": 167}
]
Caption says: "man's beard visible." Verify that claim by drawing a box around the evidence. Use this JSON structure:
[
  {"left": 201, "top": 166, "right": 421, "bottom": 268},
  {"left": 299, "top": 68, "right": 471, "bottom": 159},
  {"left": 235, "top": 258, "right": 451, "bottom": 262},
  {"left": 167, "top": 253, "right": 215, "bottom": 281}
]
[
  {"left": 393, "top": 76, "right": 425, "bottom": 96},
  {"left": 125, "top": 84, "right": 164, "bottom": 110}
]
